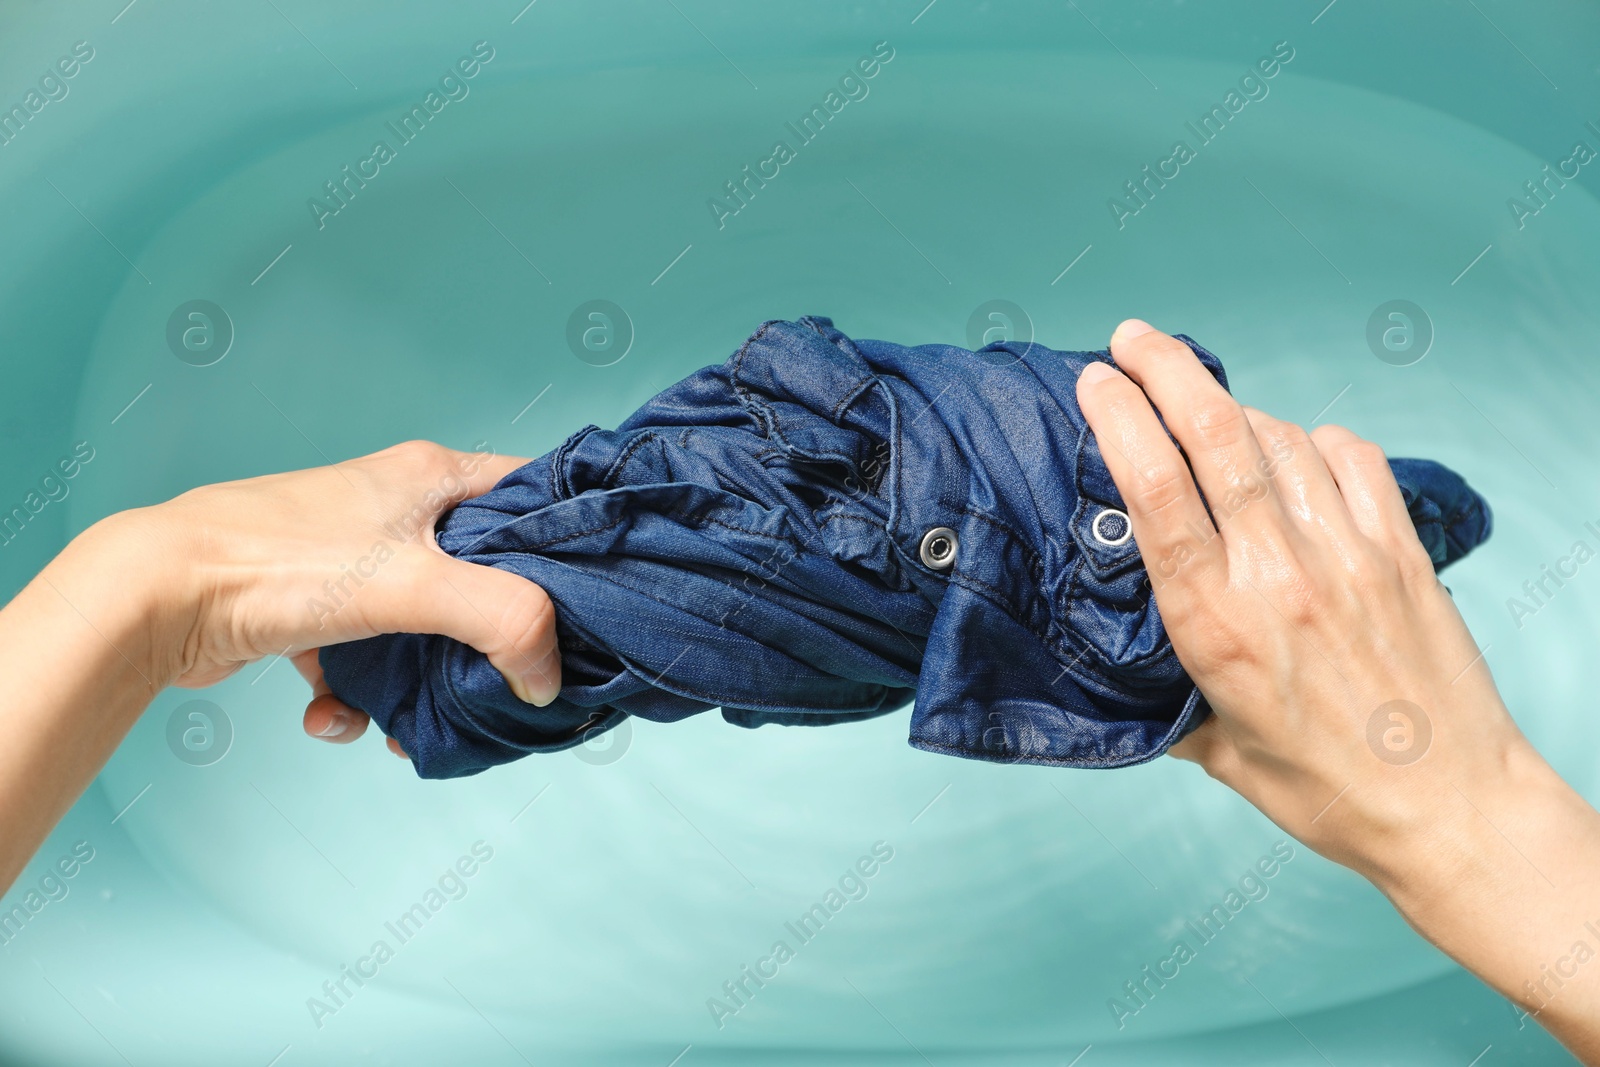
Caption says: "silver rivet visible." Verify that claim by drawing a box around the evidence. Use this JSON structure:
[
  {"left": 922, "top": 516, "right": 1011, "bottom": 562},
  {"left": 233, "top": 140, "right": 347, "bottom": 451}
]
[
  {"left": 1091, "top": 508, "right": 1133, "bottom": 547},
  {"left": 919, "top": 526, "right": 958, "bottom": 570}
]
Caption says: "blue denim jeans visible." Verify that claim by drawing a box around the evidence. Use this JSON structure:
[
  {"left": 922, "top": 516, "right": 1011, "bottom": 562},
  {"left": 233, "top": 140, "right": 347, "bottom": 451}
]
[{"left": 320, "top": 317, "right": 1493, "bottom": 778}]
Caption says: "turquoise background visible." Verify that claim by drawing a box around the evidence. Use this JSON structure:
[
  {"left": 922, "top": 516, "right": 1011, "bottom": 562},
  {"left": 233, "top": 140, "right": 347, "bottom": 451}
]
[{"left": 1, "top": 0, "right": 1598, "bottom": 1062}]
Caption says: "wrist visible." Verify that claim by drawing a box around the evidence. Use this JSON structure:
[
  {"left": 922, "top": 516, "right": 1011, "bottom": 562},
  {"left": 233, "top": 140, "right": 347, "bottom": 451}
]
[
  {"left": 1364, "top": 734, "right": 1567, "bottom": 920},
  {"left": 57, "top": 505, "right": 205, "bottom": 689}
]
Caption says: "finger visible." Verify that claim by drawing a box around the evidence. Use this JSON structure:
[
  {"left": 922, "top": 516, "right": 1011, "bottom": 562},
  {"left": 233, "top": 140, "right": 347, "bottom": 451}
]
[
  {"left": 1167, "top": 717, "right": 1249, "bottom": 796},
  {"left": 444, "top": 448, "right": 533, "bottom": 498},
  {"left": 1241, "top": 408, "right": 1356, "bottom": 539},
  {"left": 290, "top": 647, "right": 330, "bottom": 694},
  {"left": 1309, "top": 425, "right": 1417, "bottom": 549},
  {"left": 374, "top": 444, "right": 533, "bottom": 543},
  {"left": 1167, "top": 722, "right": 1219, "bottom": 766},
  {"left": 1108, "top": 320, "right": 1287, "bottom": 538},
  {"left": 360, "top": 545, "right": 561, "bottom": 706},
  {"left": 1077, "top": 360, "right": 1225, "bottom": 590},
  {"left": 387, "top": 737, "right": 410, "bottom": 759},
  {"left": 304, "top": 692, "right": 372, "bottom": 744},
  {"left": 292, "top": 648, "right": 372, "bottom": 743}
]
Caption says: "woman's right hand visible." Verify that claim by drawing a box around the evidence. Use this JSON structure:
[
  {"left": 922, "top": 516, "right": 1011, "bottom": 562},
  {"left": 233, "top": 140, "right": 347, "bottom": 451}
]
[{"left": 1077, "top": 319, "right": 1600, "bottom": 1063}]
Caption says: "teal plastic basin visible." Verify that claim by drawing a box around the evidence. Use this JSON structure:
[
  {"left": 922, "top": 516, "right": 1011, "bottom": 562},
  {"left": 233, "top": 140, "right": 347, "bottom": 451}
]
[{"left": 0, "top": 2, "right": 1595, "bottom": 1063}]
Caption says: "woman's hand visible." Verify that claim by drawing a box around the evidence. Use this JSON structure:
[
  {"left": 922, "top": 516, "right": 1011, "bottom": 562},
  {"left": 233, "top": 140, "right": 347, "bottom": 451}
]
[
  {"left": 1076, "top": 321, "right": 1521, "bottom": 874},
  {"left": 138, "top": 441, "right": 560, "bottom": 753},
  {"left": 1076, "top": 320, "right": 1600, "bottom": 1062},
  {"left": 0, "top": 442, "right": 559, "bottom": 892}
]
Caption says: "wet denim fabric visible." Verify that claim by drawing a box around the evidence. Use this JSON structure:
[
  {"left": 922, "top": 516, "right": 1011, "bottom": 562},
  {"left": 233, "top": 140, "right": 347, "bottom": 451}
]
[{"left": 320, "top": 317, "right": 1494, "bottom": 779}]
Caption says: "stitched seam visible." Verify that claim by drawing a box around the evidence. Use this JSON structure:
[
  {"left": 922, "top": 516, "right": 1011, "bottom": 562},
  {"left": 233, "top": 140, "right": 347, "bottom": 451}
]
[
  {"left": 694, "top": 514, "right": 793, "bottom": 544},
  {"left": 433, "top": 642, "right": 596, "bottom": 750},
  {"left": 957, "top": 508, "right": 1045, "bottom": 581},
  {"left": 550, "top": 425, "right": 596, "bottom": 501},
  {"left": 907, "top": 735, "right": 1155, "bottom": 767},
  {"left": 523, "top": 513, "right": 630, "bottom": 551},
  {"left": 1063, "top": 551, "right": 1172, "bottom": 675},
  {"left": 602, "top": 431, "right": 662, "bottom": 490},
  {"left": 941, "top": 558, "right": 1168, "bottom": 693},
  {"left": 818, "top": 511, "right": 878, "bottom": 528},
  {"left": 1441, "top": 502, "right": 1484, "bottom": 532},
  {"left": 586, "top": 567, "right": 909, "bottom": 711},
  {"left": 729, "top": 320, "right": 780, "bottom": 421},
  {"left": 830, "top": 376, "right": 877, "bottom": 422}
]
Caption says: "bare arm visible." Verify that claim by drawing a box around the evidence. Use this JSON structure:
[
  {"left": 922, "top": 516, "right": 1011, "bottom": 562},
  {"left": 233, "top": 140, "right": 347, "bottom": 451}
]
[
  {"left": 0, "top": 441, "right": 561, "bottom": 895},
  {"left": 1077, "top": 320, "right": 1600, "bottom": 1063}
]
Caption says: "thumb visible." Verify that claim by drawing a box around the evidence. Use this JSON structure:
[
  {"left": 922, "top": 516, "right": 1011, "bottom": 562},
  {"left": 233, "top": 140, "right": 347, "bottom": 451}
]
[{"left": 358, "top": 544, "right": 562, "bottom": 706}]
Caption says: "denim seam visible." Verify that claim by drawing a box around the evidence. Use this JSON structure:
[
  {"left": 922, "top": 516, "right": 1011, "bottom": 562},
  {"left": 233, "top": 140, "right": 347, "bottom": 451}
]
[
  {"left": 907, "top": 735, "right": 1150, "bottom": 767},
  {"left": 694, "top": 514, "right": 794, "bottom": 544},
  {"left": 731, "top": 324, "right": 878, "bottom": 468},
  {"left": 729, "top": 320, "right": 781, "bottom": 442},
  {"left": 602, "top": 430, "right": 663, "bottom": 490},
  {"left": 1062, "top": 552, "right": 1172, "bottom": 675},
  {"left": 434, "top": 641, "right": 590, "bottom": 752},
  {"left": 957, "top": 509, "right": 1045, "bottom": 582},
  {"left": 1069, "top": 420, "right": 1141, "bottom": 575},
  {"left": 817, "top": 511, "right": 877, "bottom": 528},
  {"left": 830, "top": 376, "right": 878, "bottom": 423},
  {"left": 583, "top": 568, "right": 904, "bottom": 712},
  {"left": 921, "top": 510, "right": 1045, "bottom": 630},
  {"left": 570, "top": 547, "right": 801, "bottom": 633},
  {"left": 910, "top": 678, "right": 1203, "bottom": 767},
  {"left": 1442, "top": 501, "right": 1484, "bottom": 535},
  {"left": 938, "top": 550, "right": 1169, "bottom": 695},
  {"left": 550, "top": 425, "right": 597, "bottom": 501},
  {"left": 888, "top": 356, "right": 905, "bottom": 546},
  {"left": 459, "top": 492, "right": 796, "bottom": 559},
  {"left": 519, "top": 513, "right": 632, "bottom": 552}
]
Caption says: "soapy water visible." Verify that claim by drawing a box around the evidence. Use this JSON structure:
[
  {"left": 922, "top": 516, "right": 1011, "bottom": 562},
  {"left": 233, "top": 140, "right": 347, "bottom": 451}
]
[{"left": 12, "top": 31, "right": 1595, "bottom": 1062}]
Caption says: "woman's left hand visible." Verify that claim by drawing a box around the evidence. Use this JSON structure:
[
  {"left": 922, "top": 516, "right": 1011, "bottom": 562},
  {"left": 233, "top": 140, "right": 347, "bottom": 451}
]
[
  {"left": 139, "top": 440, "right": 563, "bottom": 754},
  {"left": 0, "top": 440, "right": 561, "bottom": 891}
]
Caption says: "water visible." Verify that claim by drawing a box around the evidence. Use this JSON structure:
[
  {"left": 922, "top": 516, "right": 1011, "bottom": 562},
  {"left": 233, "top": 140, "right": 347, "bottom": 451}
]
[{"left": 1, "top": 3, "right": 1596, "bottom": 1063}]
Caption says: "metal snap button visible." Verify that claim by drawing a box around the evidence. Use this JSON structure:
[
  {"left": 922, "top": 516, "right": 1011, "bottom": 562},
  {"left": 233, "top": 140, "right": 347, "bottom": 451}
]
[
  {"left": 1091, "top": 508, "right": 1132, "bottom": 547},
  {"left": 919, "top": 526, "right": 959, "bottom": 570}
]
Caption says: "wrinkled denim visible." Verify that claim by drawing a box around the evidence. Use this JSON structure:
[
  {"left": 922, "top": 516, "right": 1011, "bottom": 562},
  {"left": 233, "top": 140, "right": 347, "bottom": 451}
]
[{"left": 320, "top": 317, "right": 1493, "bottom": 779}]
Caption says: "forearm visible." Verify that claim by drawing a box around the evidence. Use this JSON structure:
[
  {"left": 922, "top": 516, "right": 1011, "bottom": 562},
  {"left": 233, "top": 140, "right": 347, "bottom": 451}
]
[
  {"left": 1076, "top": 321, "right": 1600, "bottom": 1062},
  {"left": 1367, "top": 743, "right": 1600, "bottom": 1062},
  {"left": 0, "top": 443, "right": 562, "bottom": 892},
  {"left": 0, "top": 511, "right": 181, "bottom": 893}
]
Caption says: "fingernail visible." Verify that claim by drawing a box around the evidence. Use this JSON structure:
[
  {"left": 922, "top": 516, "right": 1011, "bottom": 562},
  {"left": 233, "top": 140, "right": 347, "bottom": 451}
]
[
  {"left": 1078, "top": 360, "right": 1118, "bottom": 385},
  {"left": 316, "top": 711, "right": 353, "bottom": 739},
  {"left": 1113, "top": 318, "right": 1156, "bottom": 342},
  {"left": 513, "top": 649, "right": 561, "bottom": 707}
]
